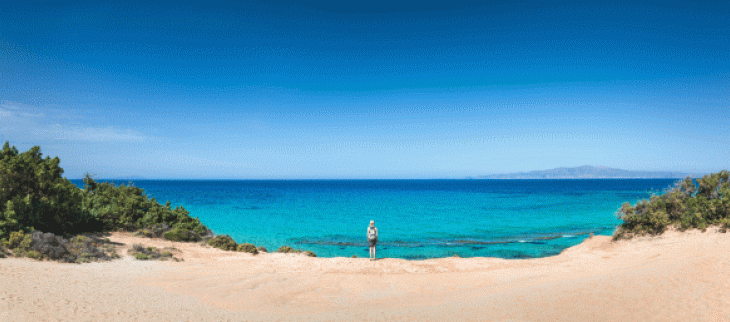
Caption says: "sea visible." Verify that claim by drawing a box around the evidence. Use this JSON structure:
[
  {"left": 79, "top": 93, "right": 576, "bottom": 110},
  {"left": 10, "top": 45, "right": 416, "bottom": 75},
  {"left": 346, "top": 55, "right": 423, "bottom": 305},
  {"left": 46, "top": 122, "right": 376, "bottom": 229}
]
[{"left": 70, "top": 179, "right": 677, "bottom": 260}]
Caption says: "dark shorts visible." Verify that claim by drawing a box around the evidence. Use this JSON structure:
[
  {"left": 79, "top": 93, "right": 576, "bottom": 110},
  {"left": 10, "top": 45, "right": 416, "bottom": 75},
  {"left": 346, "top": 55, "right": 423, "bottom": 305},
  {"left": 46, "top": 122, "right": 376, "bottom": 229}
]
[{"left": 369, "top": 238, "right": 377, "bottom": 247}]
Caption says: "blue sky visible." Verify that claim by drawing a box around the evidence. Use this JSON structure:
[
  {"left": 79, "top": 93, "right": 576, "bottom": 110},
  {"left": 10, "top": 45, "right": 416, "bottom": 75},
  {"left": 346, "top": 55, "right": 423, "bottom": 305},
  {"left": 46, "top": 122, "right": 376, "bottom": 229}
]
[{"left": 1, "top": 0, "right": 728, "bottom": 179}]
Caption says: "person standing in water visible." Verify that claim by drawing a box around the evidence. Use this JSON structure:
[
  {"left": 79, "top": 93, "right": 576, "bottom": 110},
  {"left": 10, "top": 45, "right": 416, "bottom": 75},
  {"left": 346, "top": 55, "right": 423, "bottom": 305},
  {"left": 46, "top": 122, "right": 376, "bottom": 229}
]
[{"left": 367, "top": 220, "right": 378, "bottom": 261}]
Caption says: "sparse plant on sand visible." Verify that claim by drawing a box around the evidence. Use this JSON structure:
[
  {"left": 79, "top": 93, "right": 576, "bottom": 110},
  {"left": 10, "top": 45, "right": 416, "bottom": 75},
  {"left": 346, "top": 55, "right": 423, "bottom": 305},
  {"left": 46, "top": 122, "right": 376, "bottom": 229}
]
[
  {"left": 134, "top": 223, "right": 170, "bottom": 239},
  {"left": 163, "top": 228, "right": 201, "bottom": 242},
  {"left": 237, "top": 243, "right": 258, "bottom": 254},
  {"left": 614, "top": 170, "right": 730, "bottom": 240},
  {"left": 276, "top": 246, "right": 316, "bottom": 257},
  {"left": 207, "top": 235, "right": 238, "bottom": 251},
  {"left": 277, "top": 246, "right": 297, "bottom": 253},
  {"left": 1, "top": 230, "right": 117, "bottom": 263},
  {"left": 128, "top": 244, "right": 175, "bottom": 261}
]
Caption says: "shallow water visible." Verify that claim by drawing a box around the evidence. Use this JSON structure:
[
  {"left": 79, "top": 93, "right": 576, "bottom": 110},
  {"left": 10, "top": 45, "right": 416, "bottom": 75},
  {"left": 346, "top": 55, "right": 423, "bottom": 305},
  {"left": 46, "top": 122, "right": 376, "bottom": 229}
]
[{"left": 71, "top": 179, "right": 676, "bottom": 259}]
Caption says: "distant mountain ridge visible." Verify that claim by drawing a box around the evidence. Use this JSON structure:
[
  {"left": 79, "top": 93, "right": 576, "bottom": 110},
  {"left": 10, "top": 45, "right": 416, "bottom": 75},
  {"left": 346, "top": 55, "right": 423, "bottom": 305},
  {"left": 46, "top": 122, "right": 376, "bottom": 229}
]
[{"left": 475, "top": 166, "right": 700, "bottom": 179}]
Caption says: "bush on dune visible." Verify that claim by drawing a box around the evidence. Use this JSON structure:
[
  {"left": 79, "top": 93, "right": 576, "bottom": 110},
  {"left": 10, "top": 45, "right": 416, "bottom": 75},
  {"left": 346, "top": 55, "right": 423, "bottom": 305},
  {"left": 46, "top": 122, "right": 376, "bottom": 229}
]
[
  {"left": 207, "top": 235, "right": 238, "bottom": 251},
  {"left": 0, "top": 143, "right": 96, "bottom": 239},
  {"left": 201, "top": 234, "right": 262, "bottom": 254},
  {"left": 237, "top": 243, "right": 258, "bottom": 254},
  {"left": 162, "top": 227, "right": 202, "bottom": 242},
  {"left": 614, "top": 170, "right": 730, "bottom": 240},
  {"left": 0, "top": 141, "right": 212, "bottom": 262},
  {"left": 276, "top": 245, "right": 316, "bottom": 257},
  {"left": 1, "top": 230, "right": 118, "bottom": 263},
  {"left": 277, "top": 246, "right": 296, "bottom": 253},
  {"left": 128, "top": 244, "right": 175, "bottom": 261},
  {"left": 134, "top": 223, "right": 170, "bottom": 238},
  {"left": 82, "top": 175, "right": 210, "bottom": 236},
  {"left": 4, "top": 230, "right": 32, "bottom": 250}
]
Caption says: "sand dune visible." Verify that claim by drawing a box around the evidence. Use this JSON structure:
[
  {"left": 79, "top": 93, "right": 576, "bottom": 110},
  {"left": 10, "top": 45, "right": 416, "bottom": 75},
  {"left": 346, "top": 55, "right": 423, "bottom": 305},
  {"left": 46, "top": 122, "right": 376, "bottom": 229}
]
[{"left": 2, "top": 229, "right": 730, "bottom": 321}]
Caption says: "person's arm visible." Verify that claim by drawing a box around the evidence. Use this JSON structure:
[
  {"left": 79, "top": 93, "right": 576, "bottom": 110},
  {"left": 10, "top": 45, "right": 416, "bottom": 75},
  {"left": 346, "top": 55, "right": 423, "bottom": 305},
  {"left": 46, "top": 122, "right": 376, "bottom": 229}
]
[{"left": 375, "top": 227, "right": 378, "bottom": 239}]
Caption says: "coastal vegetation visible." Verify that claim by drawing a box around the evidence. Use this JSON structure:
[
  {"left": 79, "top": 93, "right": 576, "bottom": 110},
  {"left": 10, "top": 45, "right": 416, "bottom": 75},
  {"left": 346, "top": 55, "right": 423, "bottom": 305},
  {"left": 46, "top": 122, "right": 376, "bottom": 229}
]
[
  {"left": 128, "top": 244, "right": 178, "bottom": 261},
  {"left": 204, "top": 235, "right": 260, "bottom": 254},
  {"left": 0, "top": 142, "right": 209, "bottom": 242},
  {"left": 0, "top": 143, "right": 92, "bottom": 238},
  {"left": 162, "top": 227, "right": 203, "bottom": 242},
  {"left": 207, "top": 235, "right": 238, "bottom": 251},
  {"left": 614, "top": 170, "right": 730, "bottom": 240},
  {"left": 277, "top": 246, "right": 297, "bottom": 253},
  {"left": 0, "top": 142, "right": 285, "bottom": 262},
  {"left": 277, "top": 245, "right": 316, "bottom": 257},
  {"left": 82, "top": 176, "right": 210, "bottom": 238},
  {"left": 237, "top": 243, "right": 258, "bottom": 254},
  {"left": 0, "top": 230, "right": 118, "bottom": 263}
]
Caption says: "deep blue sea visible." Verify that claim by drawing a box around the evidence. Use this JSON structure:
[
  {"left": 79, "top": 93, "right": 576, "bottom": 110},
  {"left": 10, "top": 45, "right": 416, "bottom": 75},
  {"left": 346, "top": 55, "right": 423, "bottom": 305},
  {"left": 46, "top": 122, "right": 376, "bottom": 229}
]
[{"left": 70, "top": 179, "right": 676, "bottom": 259}]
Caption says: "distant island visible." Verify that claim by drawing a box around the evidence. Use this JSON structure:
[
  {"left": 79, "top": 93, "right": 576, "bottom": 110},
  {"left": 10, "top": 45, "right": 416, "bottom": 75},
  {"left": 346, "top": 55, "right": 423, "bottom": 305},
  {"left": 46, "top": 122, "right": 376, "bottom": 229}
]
[{"left": 474, "top": 165, "right": 701, "bottom": 179}]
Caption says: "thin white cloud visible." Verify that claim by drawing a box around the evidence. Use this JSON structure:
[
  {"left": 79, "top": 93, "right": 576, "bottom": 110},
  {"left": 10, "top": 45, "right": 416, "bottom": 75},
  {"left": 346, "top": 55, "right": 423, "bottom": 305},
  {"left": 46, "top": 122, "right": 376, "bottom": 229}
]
[
  {"left": 50, "top": 124, "right": 149, "bottom": 142},
  {"left": 0, "top": 100, "right": 152, "bottom": 142}
]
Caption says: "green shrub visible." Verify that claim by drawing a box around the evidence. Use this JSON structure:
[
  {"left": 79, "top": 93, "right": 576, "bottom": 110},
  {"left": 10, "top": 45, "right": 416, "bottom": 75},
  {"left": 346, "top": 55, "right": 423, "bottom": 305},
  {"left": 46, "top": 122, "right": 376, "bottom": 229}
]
[
  {"left": 134, "top": 223, "right": 171, "bottom": 239},
  {"left": 5, "top": 230, "right": 31, "bottom": 250},
  {"left": 614, "top": 170, "right": 730, "bottom": 240},
  {"left": 2, "top": 230, "right": 111, "bottom": 262},
  {"left": 162, "top": 228, "right": 200, "bottom": 242},
  {"left": 25, "top": 231, "right": 113, "bottom": 263},
  {"left": 0, "top": 143, "right": 95, "bottom": 239},
  {"left": 351, "top": 255, "right": 357, "bottom": 258},
  {"left": 277, "top": 246, "right": 297, "bottom": 253},
  {"left": 0, "top": 142, "right": 211, "bottom": 242},
  {"left": 133, "top": 229, "right": 153, "bottom": 238},
  {"left": 128, "top": 244, "right": 174, "bottom": 261},
  {"left": 25, "top": 250, "right": 41, "bottom": 260},
  {"left": 257, "top": 246, "right": 268, "bottom": 253},
  {"left": 82, "top": 177, "right": 210, "bottom": 235},
  {"left": 276, "top": 246, "right": 314, "bottom": 255},
  {"left": 237, "top": 243, "right": 258, "bottom": 254},
  {"left": 207, "top": 235, "right": 238, "bottom": 251}
]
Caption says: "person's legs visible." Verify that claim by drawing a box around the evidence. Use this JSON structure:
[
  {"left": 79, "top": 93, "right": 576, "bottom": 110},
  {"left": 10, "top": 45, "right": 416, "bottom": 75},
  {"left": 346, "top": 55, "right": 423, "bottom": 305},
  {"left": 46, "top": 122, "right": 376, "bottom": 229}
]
[{"left": 369, "top": 246, "right": 373, "bottom": 259}]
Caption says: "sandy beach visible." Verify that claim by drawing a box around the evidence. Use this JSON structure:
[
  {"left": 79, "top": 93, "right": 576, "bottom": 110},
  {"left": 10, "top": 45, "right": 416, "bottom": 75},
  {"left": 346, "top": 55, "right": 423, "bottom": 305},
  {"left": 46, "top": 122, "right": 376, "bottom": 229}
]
[{"left": 2, "top": 229, "right": 730, "bottom": 321}]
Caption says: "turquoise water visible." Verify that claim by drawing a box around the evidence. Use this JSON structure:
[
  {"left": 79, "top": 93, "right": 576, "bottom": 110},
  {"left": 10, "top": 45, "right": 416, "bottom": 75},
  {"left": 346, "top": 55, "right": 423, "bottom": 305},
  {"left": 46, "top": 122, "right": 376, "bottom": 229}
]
[{"left": 70, "top": 179, "right": 676, "bottom": 259}]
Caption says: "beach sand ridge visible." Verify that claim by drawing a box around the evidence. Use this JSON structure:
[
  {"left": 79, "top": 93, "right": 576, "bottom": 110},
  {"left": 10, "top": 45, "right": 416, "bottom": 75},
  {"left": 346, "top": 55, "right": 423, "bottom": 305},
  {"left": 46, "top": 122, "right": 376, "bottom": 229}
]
[{"left": 2, "top": 229, "right": 730, "bottom": 321}]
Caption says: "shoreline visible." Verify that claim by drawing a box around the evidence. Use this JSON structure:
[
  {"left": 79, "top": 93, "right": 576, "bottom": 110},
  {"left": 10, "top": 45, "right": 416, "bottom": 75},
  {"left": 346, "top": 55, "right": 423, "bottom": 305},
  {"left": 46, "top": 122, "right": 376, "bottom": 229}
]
[{"left": 3, "top": 228, "right": 730, "bottom": 321}]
